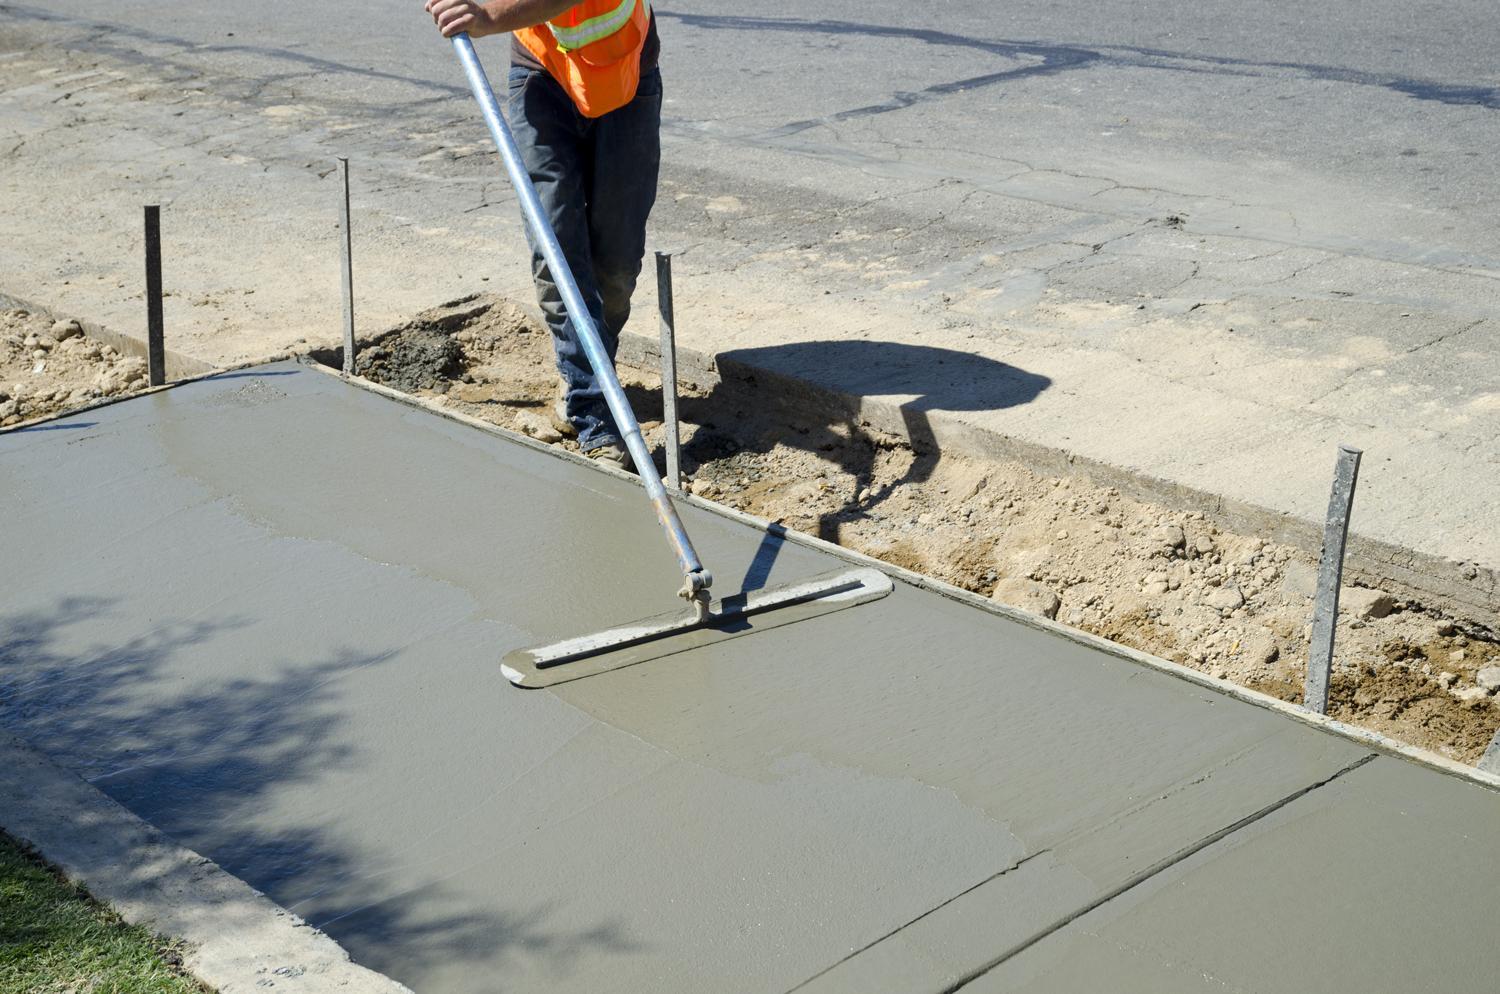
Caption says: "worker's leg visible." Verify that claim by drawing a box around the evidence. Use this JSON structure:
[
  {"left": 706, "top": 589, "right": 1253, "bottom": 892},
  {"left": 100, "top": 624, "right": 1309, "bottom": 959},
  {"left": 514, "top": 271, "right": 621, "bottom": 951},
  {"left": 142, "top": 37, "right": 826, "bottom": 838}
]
[
  {"left": 585, "top": 68, "right": 663, "bottom": 358},
  {"left": 506, "top": 66, "right": 618, "bottom": 451}
]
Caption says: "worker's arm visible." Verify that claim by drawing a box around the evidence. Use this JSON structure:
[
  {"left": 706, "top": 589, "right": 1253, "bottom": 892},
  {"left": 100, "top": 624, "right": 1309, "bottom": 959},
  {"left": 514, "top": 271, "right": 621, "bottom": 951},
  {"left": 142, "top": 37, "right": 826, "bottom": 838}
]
[{"left": 424, "top": 0, "right": 579, "bottom": 39}]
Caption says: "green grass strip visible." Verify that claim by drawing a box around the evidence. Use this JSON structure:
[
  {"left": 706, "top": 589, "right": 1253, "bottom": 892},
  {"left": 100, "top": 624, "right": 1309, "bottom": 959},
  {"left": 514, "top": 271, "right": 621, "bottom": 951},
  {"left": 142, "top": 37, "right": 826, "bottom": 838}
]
[{"left": 0, "top": 830, "right": 208, "bottom": 994}]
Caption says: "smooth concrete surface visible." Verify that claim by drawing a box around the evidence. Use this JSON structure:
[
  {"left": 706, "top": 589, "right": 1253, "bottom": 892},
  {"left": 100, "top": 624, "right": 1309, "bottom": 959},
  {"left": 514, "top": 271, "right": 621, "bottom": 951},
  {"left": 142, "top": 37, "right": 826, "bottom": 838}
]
[
  {"left": 2, "top": 364, "right": 1498, "bottom": 993},
  {"left": 1, "top": 1, "right": 1497, "bottom": 616},
  {"left": 965, "top": 757, "right": 1500, "bottom": 993}
]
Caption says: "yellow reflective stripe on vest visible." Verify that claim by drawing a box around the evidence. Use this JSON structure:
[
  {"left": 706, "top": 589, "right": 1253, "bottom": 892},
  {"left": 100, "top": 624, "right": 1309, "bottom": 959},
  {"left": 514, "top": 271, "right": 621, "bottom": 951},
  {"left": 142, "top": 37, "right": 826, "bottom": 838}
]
[{"left": 547, "top": 0, "right": 646, "bottom": 53}]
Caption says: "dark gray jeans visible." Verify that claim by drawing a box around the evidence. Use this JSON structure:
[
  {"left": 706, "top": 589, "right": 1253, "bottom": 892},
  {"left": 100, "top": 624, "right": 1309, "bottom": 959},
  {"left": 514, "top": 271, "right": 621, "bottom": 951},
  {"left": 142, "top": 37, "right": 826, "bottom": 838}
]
[{"left": 506, "top": 64, "right": 662, "bottom": 452}]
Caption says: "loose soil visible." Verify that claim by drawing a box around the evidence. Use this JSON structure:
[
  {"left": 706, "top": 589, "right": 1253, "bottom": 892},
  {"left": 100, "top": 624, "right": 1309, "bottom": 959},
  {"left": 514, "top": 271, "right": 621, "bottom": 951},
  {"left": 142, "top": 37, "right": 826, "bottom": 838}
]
[
  {"left": 1, "top": 309, "right": 152, "bottom": 426},
  {"left": 350, "top": 296, "right": 1500, "bottom": 765}
]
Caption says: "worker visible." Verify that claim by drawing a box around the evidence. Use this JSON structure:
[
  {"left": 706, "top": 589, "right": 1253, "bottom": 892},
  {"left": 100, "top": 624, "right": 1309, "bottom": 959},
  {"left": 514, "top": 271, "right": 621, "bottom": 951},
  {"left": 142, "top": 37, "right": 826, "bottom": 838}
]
[{"left": 425, "top": 0, "right": 661, "bottom": 470}]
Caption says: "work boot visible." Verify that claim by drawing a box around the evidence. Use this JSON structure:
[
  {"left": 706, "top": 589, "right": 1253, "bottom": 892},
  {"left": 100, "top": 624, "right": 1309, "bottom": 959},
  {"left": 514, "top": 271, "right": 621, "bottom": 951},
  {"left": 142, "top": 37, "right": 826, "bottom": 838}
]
[
  {"left": 586, "top": 441, "right": 632, "bottom": 472},
  {"left": 550, "top": 382, "right": 578, "bottom": 439}
]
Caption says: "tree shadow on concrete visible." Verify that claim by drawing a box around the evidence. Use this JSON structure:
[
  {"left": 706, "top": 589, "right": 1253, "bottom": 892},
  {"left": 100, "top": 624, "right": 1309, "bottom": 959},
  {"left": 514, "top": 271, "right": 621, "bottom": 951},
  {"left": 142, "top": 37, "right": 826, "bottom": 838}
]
[
  {"left": 628, "top": 339, "right": 1050, "bottom": 544},
  {"left": 0, "top": 597, "right": 640, "bottom": 988}
]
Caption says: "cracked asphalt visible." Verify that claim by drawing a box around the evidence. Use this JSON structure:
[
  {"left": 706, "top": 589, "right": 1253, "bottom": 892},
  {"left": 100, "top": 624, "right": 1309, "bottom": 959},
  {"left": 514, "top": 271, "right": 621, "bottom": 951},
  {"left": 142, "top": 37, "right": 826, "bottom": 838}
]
[{"left": 1, "top": 0, "right": 1496, "bottom": 613}]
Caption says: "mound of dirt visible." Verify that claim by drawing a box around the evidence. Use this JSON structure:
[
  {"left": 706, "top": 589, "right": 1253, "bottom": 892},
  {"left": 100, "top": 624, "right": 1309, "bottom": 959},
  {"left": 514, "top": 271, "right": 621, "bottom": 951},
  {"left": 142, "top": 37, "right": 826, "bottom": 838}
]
[
  {"left": 1, "top": 309, "right": 150, "bottom": 426},
  {"left": 354, "top": 327, "right": 465, "bottom": 393}
]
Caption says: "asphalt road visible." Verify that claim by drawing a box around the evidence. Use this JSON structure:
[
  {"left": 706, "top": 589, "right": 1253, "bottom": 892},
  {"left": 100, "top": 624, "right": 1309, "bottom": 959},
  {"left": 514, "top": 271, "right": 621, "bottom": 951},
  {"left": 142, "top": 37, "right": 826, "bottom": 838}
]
[{"left": 13, "top": 0, "right": 1499, "bottom": 267}]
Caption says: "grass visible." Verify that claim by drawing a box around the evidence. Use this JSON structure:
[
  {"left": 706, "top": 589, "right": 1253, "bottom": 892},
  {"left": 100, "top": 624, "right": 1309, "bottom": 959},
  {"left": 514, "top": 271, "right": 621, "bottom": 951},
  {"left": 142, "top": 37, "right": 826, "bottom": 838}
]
[{"left": 0, "top": 830, "right": 208, "bottom": 994}]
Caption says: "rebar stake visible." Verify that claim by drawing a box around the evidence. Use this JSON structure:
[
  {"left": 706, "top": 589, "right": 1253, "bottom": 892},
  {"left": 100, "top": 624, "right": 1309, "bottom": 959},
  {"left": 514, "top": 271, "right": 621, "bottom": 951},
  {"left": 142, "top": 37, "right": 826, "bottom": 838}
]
[
  {"left": 1479, "top": 727, "right": 1500, "bottom": 777},
  {"left": 1305, "top": 443, "right": 1363, "bottom": 714},
  {"left": 144, "top": 205, "right": 165, "bottom": 387},
  {"left": 656, "top": 251, "right": 681, "bottom": 491},
  {"left": 338, "top": 157, "right": 356, "bottom": 376}
]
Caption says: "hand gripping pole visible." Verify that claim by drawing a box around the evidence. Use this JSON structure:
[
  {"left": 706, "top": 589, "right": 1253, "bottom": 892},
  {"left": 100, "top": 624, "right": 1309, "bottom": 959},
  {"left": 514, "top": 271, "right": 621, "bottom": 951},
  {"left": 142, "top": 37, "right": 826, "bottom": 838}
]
[{"left": 450, "top": 34, "right": 712, "bottom": 609}]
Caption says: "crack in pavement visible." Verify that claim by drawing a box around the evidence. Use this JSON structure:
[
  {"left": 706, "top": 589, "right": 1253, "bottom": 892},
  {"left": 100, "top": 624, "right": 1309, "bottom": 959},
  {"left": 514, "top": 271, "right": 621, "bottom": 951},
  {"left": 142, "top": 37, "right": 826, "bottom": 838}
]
[{"left": 1403, "top": 318, "right": 1486, "bottom": 355}]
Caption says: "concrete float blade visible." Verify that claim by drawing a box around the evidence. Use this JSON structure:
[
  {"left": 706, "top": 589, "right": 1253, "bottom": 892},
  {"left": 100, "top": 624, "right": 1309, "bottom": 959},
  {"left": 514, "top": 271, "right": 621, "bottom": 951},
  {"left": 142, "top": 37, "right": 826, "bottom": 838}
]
[{"left": 502, "top": 567, "right": 893, "bottom": 688}]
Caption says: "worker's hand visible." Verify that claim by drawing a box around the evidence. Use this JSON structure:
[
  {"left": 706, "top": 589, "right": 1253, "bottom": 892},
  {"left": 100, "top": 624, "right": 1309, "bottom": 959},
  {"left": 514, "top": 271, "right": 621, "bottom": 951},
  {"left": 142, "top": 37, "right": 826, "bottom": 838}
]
[{"left": 424, "top": 0, "right": 499, "bottom": 39}]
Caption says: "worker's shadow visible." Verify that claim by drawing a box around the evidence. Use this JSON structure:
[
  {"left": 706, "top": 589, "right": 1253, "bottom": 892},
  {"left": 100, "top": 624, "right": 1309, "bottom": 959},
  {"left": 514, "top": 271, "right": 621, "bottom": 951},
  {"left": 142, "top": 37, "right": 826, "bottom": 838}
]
[{"left": 629, "top": 339, "right": 1051, "bottom": 566}]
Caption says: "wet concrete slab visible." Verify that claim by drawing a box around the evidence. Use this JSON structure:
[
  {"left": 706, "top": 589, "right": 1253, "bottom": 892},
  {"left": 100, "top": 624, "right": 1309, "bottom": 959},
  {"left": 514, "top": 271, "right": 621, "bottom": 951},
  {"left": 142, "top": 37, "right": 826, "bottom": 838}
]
[{"left": 2, "top": 362, "right": 1496, "bottom": 993}]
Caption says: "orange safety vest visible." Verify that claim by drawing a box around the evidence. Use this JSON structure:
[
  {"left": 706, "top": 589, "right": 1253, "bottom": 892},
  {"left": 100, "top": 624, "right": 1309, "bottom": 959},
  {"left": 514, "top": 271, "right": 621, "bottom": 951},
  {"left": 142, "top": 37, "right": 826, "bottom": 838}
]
[{"left": 514, "top": 0, "right": 651, "bottom": 119}]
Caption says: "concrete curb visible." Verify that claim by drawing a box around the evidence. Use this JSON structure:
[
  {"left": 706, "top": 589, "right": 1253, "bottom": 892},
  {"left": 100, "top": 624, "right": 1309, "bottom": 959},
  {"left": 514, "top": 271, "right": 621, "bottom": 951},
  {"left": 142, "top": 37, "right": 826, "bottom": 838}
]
[{"left": 0, "top": 732, "right": 413, "bottom": 994}]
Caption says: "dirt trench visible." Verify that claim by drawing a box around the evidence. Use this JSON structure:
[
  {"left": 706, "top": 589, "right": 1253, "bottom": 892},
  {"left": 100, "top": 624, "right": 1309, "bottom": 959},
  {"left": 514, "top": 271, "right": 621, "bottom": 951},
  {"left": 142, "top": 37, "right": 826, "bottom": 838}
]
[
  {"left": 1, "top": 309, "right": 153, "bottom": 425},
  {"left": 331, "top": 295, "right": 1500, "bottom": 765}
]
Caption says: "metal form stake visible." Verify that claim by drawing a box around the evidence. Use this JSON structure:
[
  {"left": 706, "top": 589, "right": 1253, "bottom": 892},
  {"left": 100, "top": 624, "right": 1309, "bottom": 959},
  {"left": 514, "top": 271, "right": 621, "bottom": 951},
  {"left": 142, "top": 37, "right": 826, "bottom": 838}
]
[
  {"left": 1305, "top": 444, "right": 1363, "bottom": 714},
  {"left": 450, "top": 34, "right": 712, "bottom": 610},
  {"left": 338, "top": 157, "right": 356, "bottom": 376},
  {"left": 1480, "top": 727, "right": 1500, "bottom": 777},
  {"left": 656, "top": 252, "right": 681, "bottom": 491},
  {"left": 144, "top": 205, "right": 165, "bottom": 387}
]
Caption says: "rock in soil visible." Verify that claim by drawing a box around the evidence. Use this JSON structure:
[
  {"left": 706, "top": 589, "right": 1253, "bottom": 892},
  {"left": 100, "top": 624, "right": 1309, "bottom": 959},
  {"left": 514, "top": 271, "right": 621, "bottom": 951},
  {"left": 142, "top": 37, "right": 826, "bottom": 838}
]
[
  {"left": 0, "top": 308, "right": 147, "bottom": 426},
  {"left": 1280, "top": 560, "right": 1318, "bottom": 598},
  {"left": 51, "top": 318, "right": 83, "bottom": 340},
  {"left": 1342, "top": 587, "right": 1396, "bottom": 620},
  {"left": 991, "top": 579, "right": 1062, "bottom": 620},
  {"left": 515, "top": 411, "right": 563, "bottom": 445},
  {"left": 1205, "top": 586, "right": 1245, "bottom": 612},
  {"left": 1150, "top": 524, "right": 1186, "bottom": 550}
]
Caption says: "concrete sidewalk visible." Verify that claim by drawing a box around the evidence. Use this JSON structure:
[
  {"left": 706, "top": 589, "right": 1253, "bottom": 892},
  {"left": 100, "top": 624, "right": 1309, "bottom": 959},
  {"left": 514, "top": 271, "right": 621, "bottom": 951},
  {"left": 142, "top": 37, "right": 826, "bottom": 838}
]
[
  {"left": 3, "top": 363, "right": 1498, "bottom": 992},
  {"left": 0, "top": 3, "right": 1495, "bottom": 620}
]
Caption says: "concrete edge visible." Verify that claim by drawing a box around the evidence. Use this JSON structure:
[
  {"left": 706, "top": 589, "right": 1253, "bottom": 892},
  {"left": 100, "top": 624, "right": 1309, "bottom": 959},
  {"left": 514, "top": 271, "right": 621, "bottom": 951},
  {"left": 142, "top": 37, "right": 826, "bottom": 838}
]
[
  {"left": 0, "top": 349, "right": 313, "bottom": 435},
  {"left": 0, "top": 731, "right": 414, "bottom": 994},
  {"left": 296, "top": 360, "right": 1500, "bottom": 792},
  {"left": 0, "top": 290, "right": 218, "bottom": 382}
]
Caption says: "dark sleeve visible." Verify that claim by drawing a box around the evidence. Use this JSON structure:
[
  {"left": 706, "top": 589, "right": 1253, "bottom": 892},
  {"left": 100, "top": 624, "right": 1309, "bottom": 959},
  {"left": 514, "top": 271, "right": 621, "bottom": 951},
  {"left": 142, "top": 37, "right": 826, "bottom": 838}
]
[
  {"left": 510, "top": 32, "right": 544, "bottom": 71},
  {"left": 640, "top": 12, "right": 659, "bottom": 72}
]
